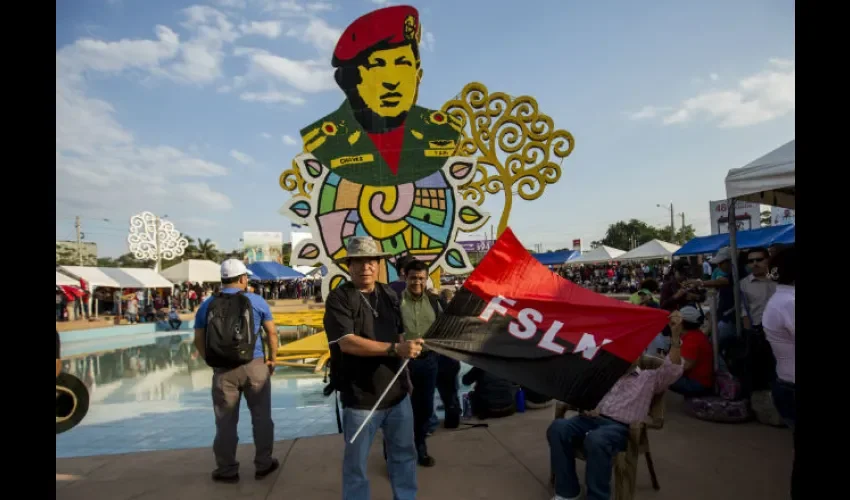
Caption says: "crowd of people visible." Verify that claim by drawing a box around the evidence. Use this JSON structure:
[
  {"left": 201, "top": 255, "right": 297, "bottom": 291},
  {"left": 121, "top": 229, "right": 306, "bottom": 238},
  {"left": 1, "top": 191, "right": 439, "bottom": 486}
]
[
  {"left": 557, "top": 261, "right": 672, "bottom": 294},
  {"left": 177, "top": 235, "right": 796, "bottom": 500}
]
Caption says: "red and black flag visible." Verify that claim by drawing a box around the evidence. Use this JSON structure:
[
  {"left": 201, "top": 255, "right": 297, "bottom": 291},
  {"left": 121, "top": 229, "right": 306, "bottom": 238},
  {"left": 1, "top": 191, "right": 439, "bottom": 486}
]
[{"left": 423, "top": 228, "right": 670, "bottom": 409}]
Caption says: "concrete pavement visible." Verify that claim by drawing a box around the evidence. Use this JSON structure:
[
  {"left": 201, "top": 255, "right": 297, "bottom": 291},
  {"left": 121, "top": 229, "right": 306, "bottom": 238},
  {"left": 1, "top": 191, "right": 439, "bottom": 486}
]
[{"left": 56, "top": 393, "right": 792, "bottom": 500}]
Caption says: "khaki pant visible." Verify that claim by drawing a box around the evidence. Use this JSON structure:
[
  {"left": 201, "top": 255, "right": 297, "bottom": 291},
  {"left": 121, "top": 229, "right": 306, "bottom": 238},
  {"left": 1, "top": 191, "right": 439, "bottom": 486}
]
[{"left": 211, "top": 358, "right": 274, "bottom": 475}]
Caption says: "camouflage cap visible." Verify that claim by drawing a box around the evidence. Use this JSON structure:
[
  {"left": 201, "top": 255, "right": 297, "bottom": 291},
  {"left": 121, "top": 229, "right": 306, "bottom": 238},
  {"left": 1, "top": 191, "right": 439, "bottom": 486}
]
[{"left": 338, "top": 236, "right": 392, "bottom": 263}]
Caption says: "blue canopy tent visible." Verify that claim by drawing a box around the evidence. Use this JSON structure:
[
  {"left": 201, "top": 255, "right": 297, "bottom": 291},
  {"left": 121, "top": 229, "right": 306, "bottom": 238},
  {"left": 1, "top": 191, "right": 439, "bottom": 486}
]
[
  {"left": 531, "top": 250, "right": 576, "bottom": 266},
  {"left": 247, "top": 262, "right": 305, "bottom": 281},
  {"left": 674, "top": 225, "right": 795, "bottom": 257},
  {"left": 770, "top": 224, "right": 795, "bottom": 245}
]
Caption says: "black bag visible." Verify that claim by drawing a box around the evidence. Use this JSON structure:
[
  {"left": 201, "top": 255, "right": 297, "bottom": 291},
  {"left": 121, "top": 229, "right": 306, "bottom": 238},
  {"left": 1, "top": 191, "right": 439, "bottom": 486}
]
[{"left": 204, "top": 291, "right": 257, "bottom": 369}]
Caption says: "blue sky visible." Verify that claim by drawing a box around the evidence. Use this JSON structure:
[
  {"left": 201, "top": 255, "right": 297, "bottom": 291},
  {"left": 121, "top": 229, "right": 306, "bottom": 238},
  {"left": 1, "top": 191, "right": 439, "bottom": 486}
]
[{"left": 56, "top": 0, "right": 795, "bottom": 258}]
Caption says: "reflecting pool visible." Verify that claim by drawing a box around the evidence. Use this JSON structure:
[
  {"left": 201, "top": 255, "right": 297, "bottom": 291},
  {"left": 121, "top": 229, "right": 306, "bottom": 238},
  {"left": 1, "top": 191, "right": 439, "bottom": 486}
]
[{"left": 56, "top": 327, "right": 470, "bottom": 458}]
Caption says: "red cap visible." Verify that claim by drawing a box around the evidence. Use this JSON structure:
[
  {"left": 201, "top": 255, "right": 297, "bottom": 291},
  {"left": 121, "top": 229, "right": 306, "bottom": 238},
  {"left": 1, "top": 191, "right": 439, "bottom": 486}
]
[{"left": 332, "top": 5, "right": 420, "bottom": 67}]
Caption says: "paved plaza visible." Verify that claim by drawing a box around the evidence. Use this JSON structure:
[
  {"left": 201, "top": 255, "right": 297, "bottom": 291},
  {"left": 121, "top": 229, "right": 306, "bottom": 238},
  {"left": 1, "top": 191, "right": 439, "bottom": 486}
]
[{"left": 56, "top": 393, "right": 792, "bottom": 500}]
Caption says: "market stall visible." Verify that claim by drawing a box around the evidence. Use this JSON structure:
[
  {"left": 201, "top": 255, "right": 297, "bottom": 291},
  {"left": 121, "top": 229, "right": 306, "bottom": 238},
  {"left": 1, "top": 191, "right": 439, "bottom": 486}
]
[
  {"left": 160, "top": 259, "right": 221, "bottom": 284},
  {"left": 567, "top": 245, "right": 626, "bottom": 265},
  {"left": 616, "top": 239, "right": 681, "bottom": 261}
]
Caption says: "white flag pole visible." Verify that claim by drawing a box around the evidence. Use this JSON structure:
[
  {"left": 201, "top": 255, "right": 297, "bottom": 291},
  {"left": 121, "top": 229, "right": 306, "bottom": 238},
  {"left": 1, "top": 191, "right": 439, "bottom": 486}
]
[{"left": 348, "top": 358, "right": 411, "bottom": 444}]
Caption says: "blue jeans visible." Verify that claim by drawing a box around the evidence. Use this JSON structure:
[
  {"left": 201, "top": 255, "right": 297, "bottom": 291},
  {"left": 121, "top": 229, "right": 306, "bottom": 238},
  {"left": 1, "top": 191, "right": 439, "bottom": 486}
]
[
  {"left": 409, "top": 354, "right": 438, "bottom": 457},
  {"left": 670, "top": 376, "right": 712, "bottom": 398},
  {"left": 547, "top": 415, "right": 629, "bottom": 500},
  {"left": 342, "top": 395, "right": 417, "bottom": 500}
]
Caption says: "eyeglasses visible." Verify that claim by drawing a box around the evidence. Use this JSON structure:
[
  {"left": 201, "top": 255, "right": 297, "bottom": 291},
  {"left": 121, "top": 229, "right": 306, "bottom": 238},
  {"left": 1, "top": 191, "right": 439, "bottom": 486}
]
[{"left": 747, "top": 257, "right": 766, "bottom": 264}]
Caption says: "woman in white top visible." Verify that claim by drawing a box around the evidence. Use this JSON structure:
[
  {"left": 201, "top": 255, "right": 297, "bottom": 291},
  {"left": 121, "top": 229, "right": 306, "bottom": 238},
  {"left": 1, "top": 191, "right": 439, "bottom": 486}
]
[{"left": 761, "top": 245, "right": 795, "bottom": 499}]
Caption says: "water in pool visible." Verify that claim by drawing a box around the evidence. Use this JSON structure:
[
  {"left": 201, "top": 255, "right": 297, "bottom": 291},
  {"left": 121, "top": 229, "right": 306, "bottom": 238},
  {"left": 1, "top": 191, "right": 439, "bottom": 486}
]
[{"left": 56, "top": 328, "right": 471, "bottom": 458}]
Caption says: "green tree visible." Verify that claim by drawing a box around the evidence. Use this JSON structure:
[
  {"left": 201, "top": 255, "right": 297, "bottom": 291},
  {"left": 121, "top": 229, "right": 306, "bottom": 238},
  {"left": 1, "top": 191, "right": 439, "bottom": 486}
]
[
  {"left": 596, "top": 219, "right": 660, "bottom": 250},
  {"left": 658, "top": 224, "right": 697, "bottom": 244}
]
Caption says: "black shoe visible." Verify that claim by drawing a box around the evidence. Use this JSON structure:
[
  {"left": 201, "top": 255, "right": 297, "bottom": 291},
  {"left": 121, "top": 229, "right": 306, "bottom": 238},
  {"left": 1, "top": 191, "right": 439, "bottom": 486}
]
[
  {"left": 211, "top": 471, "right": 239, "bottom": 483},
  {"left": 418, "top": 455, "right": 436, "bottom": 467},
  {"left": 255, "top": 459, "right": 280, "bottom": 480}
]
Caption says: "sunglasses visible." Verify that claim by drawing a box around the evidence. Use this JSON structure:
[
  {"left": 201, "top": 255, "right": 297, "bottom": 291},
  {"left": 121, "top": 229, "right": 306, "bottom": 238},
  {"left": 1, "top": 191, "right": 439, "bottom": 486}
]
[{"left": 747, "top": 257, "right": 766, "bottom": 264}]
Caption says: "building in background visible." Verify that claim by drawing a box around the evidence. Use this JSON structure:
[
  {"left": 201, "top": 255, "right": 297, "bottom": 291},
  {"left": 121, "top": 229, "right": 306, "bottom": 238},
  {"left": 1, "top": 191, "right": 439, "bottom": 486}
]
[
  {"left": 289, "top": 229, "right": 312, "bottom": 267},
  {"left": 56, "top": 241, "right": 97, "bottom": 266},
  {"left": 770, "top": 206, "right": 795, "bottom": 226},
  {"left": 242, "top": 232, "right": 284, "bottom": 264},
  {"left": 708, "top": 200, "right": 760, "bottom": 235}
]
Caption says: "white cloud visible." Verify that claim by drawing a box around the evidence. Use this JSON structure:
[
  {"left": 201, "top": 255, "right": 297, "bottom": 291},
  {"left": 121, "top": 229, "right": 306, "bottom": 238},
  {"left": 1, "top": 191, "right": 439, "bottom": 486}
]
[
  {"left": 260, "top": 0, "right": 305, "bottom": 14},
  {"left": 709, "top": 73, "right": 719, "bottom": 81},
  {"left": 168, "top": 6, "right": 240, "bottom": 84},
  {"left": 261, "top": 132, "right": 272, "bottom": 139},
  {"left": 241, "top": 20, "right": 283, "bottom": 39},
  {"left": 244, "top": 50, "right": 336, "bottom": 93},
  {"left": 215, "top": 0, "right": 247, "bottom": 8},
  {"left": 282, "top": 135, "right": 298, "bottom": 145},
  {"left": 239, "top": 90, "right": 306, "bottom": 105},
  {"left": 629, "top": 59, "right": 794, "bottom": 128},
  {"left": 625, "top": 105, "right": 669, "bottom": 121},
  {"left": 371, "top": 0, "right": 390, "bottom": 4},
  {"left": 56, "top": 25, "right": 232, "bottom": 220},
  {"left": 306, "top": 2, "right": 333, "bottom": 11},
  {"left": 229, "top": 149, "right": 255, "bottom": 164},
  {"left": 420, "top": 31, "right": 435, "bottom": 52},
  {"left": 179, "top": 182, "right": 234, "bottom": 209},
  {"left": 300, "top": 18, "right": 342, "bottom": 52}
]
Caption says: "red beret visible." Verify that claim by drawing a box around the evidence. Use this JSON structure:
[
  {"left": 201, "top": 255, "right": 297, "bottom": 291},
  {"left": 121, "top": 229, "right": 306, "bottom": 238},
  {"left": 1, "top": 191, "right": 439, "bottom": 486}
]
[{"left": 332, "top": 5, "right": 421, "bottom": 67}]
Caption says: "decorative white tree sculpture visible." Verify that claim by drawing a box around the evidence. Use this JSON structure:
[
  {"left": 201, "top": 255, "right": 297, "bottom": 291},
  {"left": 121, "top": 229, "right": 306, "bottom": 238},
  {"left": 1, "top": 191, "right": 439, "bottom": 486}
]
[{"left": 127, "top": 211, "right": 188, "bottom": 271}]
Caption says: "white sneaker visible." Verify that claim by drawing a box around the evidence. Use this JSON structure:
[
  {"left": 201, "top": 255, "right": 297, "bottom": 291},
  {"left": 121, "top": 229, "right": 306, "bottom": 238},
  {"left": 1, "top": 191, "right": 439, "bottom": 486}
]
[{"left": 552, "top": 494, "right": 580, "bottom": 500}]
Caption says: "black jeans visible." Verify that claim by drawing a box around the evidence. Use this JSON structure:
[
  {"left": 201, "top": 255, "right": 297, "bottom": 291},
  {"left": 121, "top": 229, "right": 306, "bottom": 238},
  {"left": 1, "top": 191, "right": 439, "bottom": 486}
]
[
  {"left": 435, "top": 355, "right": 461, "bottom": 428},
  {"left": 409, "top": 353, "right": 438, "bottom": 458}
]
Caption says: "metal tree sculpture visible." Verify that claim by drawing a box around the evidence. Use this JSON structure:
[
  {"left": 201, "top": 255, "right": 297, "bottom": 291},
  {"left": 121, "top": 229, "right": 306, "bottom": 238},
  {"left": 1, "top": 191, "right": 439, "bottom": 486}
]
[
  {"left": 441, "top": 82, "right": 575, "bottom": 237},
  {"left": 127, "top": 211, "right": 188, "bottom": 271}
]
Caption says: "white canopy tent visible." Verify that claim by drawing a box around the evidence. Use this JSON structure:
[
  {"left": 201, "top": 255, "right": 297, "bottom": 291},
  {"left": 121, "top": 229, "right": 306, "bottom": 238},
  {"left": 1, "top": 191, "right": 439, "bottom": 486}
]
[
  {"left": 568, "top": 245, "right": 626, "bottom": 265},
  {"left": 617, "top": 239, "right": 681, "bottom": 261},
  {"left": 58, "top": 266, "right": 121, "bottom": 288},
  {"left": 721, "top": 139, "right": 796, "bottom": 373},
  {"left": 106, "top": 268, "right": 175, "bottom": 289},
  {"left": 160, "top": 259, "right": 221, "bottom": 284},
  {"left": 56, "top": 271, "right": 79, "bottom": 287},
  {"left": 725, "top": 139, "right": 795, "bottom": 209}
]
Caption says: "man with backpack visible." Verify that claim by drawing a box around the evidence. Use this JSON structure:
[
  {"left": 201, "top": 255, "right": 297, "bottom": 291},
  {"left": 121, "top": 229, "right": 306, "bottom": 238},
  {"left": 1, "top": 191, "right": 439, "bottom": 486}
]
[
  {"left": 193, "top": 259, "right": 279, "bottom": 483},
  {"left": 323, "top": 236, "right": 423, "bottom": 500}
]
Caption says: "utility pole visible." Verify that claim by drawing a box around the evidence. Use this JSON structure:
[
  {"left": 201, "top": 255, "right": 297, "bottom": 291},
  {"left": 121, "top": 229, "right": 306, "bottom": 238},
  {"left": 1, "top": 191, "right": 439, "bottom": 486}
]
[
  {"left": 669, "top": 202, "right": 675, "bottom": 243},
  {"left": 680, "top": 213, "right": 686, "bottom": 241},
  {"left": 75, "top": 216, "right": 83, "bottom": 265}
]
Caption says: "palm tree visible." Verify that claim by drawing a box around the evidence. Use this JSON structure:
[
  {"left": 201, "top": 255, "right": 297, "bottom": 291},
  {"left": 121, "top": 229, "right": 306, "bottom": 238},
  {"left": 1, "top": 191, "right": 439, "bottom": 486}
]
[{"left": 196, "top": 238, "right": 219, "bottom": 261}]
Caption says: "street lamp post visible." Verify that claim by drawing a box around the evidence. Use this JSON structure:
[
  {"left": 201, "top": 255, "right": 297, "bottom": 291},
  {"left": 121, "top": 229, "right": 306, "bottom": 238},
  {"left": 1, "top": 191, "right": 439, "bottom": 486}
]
[{"left": 656, "top": 202, "right": 675, "bottom": 243}]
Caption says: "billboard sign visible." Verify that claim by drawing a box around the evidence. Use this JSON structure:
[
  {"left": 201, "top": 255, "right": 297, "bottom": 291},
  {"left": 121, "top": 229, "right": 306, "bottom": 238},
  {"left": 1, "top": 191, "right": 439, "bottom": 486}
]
[
  {"left": 243, "top": 231, "right": 284, "bottom": 264},
  {"left": 457, "top": 240, "right": 494, "bottom": 253},
  {"left": 770, "top": 206, "right": 795, "bottom": 226},
  {"left": 708, "top": 200, "right": 760, "bottom": 235}
]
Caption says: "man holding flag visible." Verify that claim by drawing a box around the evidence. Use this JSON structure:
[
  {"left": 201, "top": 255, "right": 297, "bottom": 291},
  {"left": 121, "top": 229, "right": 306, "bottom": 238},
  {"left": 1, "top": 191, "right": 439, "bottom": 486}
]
[{"left": 323, "top": 236, "right": 424, "bottom": 500}]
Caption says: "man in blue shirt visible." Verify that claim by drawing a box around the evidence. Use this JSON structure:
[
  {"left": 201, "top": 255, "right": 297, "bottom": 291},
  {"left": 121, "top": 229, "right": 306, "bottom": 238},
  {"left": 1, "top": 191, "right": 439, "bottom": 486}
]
[{"left": 193, "top": 259, "right": 279, "bottom": 483}]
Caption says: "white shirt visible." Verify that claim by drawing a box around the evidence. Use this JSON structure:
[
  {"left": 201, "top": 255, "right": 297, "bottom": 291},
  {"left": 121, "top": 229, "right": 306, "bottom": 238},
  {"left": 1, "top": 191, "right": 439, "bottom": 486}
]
[
  {"left": 702, "top": 261, "right": 711, "bottom": 276},
  {"left": 761, "top": 284, "right": 795, "bottom": 384}
]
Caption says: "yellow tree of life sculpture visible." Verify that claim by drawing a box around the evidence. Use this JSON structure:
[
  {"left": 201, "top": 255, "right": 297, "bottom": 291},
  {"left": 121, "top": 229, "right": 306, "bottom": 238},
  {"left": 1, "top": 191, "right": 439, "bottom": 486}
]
[{"left": 278, "top": 5, "right": 574, "bottom": 299}]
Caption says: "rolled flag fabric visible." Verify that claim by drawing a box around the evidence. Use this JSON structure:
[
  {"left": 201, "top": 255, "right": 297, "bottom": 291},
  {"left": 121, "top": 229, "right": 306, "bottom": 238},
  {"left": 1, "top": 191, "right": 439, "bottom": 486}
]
[{"left": 423, "top": 228, "right": 670, "bottom": 410}]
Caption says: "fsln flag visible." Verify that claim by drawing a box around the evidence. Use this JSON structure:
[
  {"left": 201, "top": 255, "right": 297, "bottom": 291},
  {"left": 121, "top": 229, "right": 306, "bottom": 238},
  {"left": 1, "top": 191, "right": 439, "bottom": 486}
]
[{"left": 423, "top": 228, "right": 671, "bottom": 409}]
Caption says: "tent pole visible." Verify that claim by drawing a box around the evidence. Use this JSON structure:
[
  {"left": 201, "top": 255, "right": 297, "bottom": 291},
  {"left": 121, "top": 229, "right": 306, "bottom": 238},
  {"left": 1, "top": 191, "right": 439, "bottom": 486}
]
[{"left": 728, "top": 200, "right": 743, "bottom": 341}]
